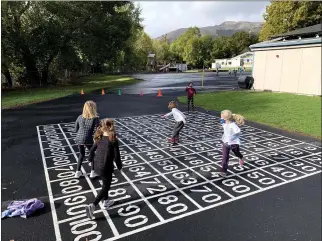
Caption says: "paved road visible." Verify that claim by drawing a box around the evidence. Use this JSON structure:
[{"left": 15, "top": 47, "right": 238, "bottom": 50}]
[
  {"left": 121, "top": 72, "right": 249, "bottom": 94},
  {"left": 1, "top": 73, "right": 321, "bottom": 241}
]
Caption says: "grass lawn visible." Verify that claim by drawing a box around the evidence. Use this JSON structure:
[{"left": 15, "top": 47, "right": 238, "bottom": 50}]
[
  {"left": 2, "top": 75, "right": 140, "bottom": 109},
  {"left": 178, "top": 91, "right": 321, "bottom": 139}
]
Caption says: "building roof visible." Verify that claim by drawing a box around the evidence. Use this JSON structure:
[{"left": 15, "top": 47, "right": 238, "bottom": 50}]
[
  {"left": 270, "top": 24, "right": 322, "bottom": 39},
  {"left": 232, "top": 52, "right": 253, "bottom": 59},
  {"left": 250, "top": 37, "right": 321, "bottom": 50}
]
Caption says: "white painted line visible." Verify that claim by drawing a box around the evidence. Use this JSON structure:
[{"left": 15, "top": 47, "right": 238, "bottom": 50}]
[
  {"left": 46, "top": 161, "right": 86, "bottom": 170},
  {"left": 131, "top": 120, "right": 233, "bottom": 195},
  {"left": 101, "top": 170, "right": 321, "bottom": 241},
  {"left": 37, "top": 112, "right": 321, "bottom": 241},
  {"left": 114, "top": 167, "right": 165, "bottom": 222},
  {"left": 53, "top": 189, "right": 94, "bottom": 201},
  {"left": 116, "top": 124, "right": 203, "bottom": 210},
  {"left": 36, "top": 126, "right": 62, "bottom": 241},
  {"left": 126, "top": 118, "right": 263, "bottom": 192}
]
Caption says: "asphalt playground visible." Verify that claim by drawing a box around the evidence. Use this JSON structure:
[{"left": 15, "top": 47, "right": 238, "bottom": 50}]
[{"left": 1, "top": 72, "right": 321, "bottom": 241}]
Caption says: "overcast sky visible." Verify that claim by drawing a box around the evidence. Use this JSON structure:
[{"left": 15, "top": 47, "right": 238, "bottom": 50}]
[{"left": 135, "top": 1, "right": 270, "bottom": 38}]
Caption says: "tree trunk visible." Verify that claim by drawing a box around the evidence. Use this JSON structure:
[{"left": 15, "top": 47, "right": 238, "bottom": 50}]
[
  {"left": 20, "top": 46, "right": 40, "bottom": 86},
  {"left": 1, "top": 63, "right": 13, "bottom": 88},
  {"left": 41, "top": 68, "right": 48, "bottom": 86}
]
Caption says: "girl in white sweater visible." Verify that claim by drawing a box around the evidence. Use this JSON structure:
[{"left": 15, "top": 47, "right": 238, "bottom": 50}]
[{"left": 218, "top": 110, "right": 245, "bottom": 177}]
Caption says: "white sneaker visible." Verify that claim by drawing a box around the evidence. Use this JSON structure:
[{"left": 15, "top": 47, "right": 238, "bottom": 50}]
[
  {"left": 88, "top": 162, "right": 92, "bottom": 167},
  {"left": 74, "top": 171, "right": 82, "bottom": 178},
  {"left": 90, "top": 170, "right": 99, "bottom": 179},
  {"left": 85, "top": 204, "right": 95, "bottom": 219},
  {"left": 103, "top": 200, "right": 115, "bottom": 209}
]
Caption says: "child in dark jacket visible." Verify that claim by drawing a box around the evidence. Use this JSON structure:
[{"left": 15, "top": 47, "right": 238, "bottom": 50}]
[
  {"left": 185, "top": 82, "right": 196, "bottom": 112},
  {"left": 85, "top": 118, "right": 122, "bottom": 219}
]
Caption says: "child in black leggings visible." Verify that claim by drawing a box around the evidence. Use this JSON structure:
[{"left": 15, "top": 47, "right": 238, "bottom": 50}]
[
  {"left": 74, "top": 100, "right": 100, "bottom": 179},
  {"left": 85, "top": 118, "right": 122, "bottom": 219}
]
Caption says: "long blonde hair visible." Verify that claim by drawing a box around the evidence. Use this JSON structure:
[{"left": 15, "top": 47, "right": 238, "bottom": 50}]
[
  {"left": 94, "top": 118, "right": 117, "bottom": 143},
  {"left": 221, "top": 110, "right": 245, "bottom": 126},
  {"left": 82, "top": 100, "right": 98, "bottom": 119}
]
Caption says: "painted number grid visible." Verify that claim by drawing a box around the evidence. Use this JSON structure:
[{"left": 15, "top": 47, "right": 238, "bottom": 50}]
[{"left": 36, "top": 111, "right": 322, "bottom": 241}]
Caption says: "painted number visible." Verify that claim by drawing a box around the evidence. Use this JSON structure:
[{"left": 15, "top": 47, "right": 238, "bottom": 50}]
[
  {"left": 222, "top": 179, "right": 250, "bottom": 193},
  {"left": 247, "top": 171, "right": 275, "bottom": 185},
  {"left": 158, "top": 195, "right": 188, "bottom": 215},
  {"left": 118, "top": 205, "right": 148, "bottom": 228}
]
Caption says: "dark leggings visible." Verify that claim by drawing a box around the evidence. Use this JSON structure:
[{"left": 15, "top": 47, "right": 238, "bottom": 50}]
[
  {"left": 221, "top": 143, "right": 243, "bottom": 173},
  {"left": 187, "top": 97, "right": 194, "bottom": 111},
  {"left": 93, "top": 175, "right": 112, "bottom": 206},
  {"left": 76, "top": 145, "right": 93, "bottom": 171}
]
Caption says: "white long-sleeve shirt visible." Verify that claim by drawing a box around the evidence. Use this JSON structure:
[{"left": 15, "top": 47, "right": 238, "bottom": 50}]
[
  {"left": 165, "top": 108, "right": 186, "bottom": 123},
  {"left": 221, "top": 122, "right": 241, "bottom": 145}
]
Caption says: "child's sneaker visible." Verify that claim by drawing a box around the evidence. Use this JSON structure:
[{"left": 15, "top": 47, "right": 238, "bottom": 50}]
[
  {"left": 90, "top": 170, "right": 99, "bottom": 179},
  {"left": 74, "top": 171, "right": 82, "bottom": 178},
  {"left": 168, "top": 138, "right": 174, "bottom": 143},
  {"left": 103, "top": 200, "right": 115, "bottom": 209},
  {"left": 175, "top": 138, "right": 180, "bottom": 143},
  {"left": 239, "top": 159, "right": 245, "bottom": 166},
  {"left": 219, "top": 172, "right": 227, "bottom": 178},
  {"left": 85, "top": 204, "right": 95, "bottom": 219},
  {"left": 88, "top": 162, "right": 92, "bottom": 167}
]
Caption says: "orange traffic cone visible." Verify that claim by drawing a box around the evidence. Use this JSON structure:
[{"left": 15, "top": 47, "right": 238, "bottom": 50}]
[
  {"left": 157, "top": 89, "right": 162, "bottom": 97},
  {"left": 140, "top": 90, "right": 143, "bottom": 96},
  {"left": 101, "top": 89, "right": 105, "bottom": 95},
  {"left": 81, "top": 89, "right": 84, "bottom": 95}
]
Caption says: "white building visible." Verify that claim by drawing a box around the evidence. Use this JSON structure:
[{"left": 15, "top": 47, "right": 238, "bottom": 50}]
[
  {"left": 175, "top": 63, "right": 188, "bottom": 72},
  {"left": 250, "top": 24, "right": 321, "bottom": 96},
  {"left": 212, "top": 52, "right": 253, "bottom": 69}
]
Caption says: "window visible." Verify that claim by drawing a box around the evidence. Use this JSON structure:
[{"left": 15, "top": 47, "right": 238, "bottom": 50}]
[
  {"left": 247, "top": 59, "right": 250, "bottom": 62},
  {"left": 221, "top": 62, "right": 224, "bottom": 65},
  {"left": 228, "top": 62, "right": 232, "bottom": 65}
]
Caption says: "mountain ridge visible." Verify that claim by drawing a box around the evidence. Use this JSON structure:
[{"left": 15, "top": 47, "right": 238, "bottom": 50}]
[{"left": 155, "top": 21, "right": 263, "bottom": 42}]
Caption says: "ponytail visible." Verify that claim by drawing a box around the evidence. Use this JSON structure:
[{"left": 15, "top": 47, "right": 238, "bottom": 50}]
[
  {"left": 222, "top": 110, "right": 245, "bottom": 126},
  {"left": 232, "top": 114, "right": 245, "bottom": 126},
  {"left": 94, "top": 127, "right": 103, "bottom": 143},
  {"left": 107, "top": 124, "right": 116, "bottom": 143}
]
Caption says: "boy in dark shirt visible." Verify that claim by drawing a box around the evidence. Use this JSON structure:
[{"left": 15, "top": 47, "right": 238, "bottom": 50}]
[{"left": 185, "top": 82, "right": 196, "bottom": 112}]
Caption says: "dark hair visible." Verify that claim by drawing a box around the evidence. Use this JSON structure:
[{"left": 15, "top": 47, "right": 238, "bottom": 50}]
[{"left": 168, "top": 101, "right": 177, "bottom": 109}]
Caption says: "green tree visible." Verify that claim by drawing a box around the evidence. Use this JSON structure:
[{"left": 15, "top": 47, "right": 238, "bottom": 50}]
[
  {"left": 230, "top": 31, "right": 258, "bottom": 56},
  {"left": 170, "top": 27, "right": 202, "bottom": 66},
  {"left": 199, "top": 35, "right": 214, "bottom": 68},
  {"left": 211, "top": 36, "right": 232, "bottom": 60},
  {"left": 153, "top": 35, "right": 171, "bottom": 65},
  {"left": 1, "top": 1, "right": 142, "bottom": 86},
  {"left": 259, "top": 1, "right": 322, "bottom": 41}
]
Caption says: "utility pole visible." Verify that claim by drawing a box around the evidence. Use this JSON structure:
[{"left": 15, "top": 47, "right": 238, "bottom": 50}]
[{"left": 201, "top": 62, "right": 204, "bottom": 89}]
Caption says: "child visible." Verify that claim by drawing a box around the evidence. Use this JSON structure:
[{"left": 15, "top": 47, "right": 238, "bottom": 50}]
[
  {"left": 185, "top": 82, "right": 196, "bottom": 112},
  {"left": 218, "top": 110, "right": 245, "bottom": 177},
  {"left": 162, "top": 101, "right": 186, "bottom": 145},
  {"left": 85, "top": 118, "right": 122, "bottom": 219},
  {"left": 74, "top": 100, "right": 100, "bottom": 178}
]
